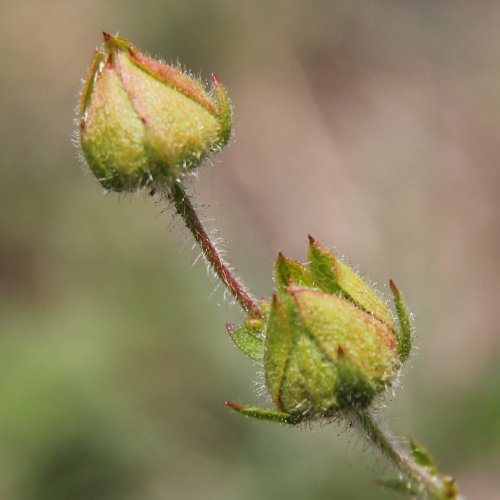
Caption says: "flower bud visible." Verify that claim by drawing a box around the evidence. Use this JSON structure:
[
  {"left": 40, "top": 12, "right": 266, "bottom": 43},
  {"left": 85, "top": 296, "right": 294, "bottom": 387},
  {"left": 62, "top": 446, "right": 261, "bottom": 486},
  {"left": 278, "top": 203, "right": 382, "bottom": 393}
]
[
  {"left": 79, "top": 33, "right": 232, "bottom": 191},
  {"left": 265, "top": 286, "right": 396, "bottom": 419},
  {"left": 227, "top": 237, "right": 411, "bottom": 424}
]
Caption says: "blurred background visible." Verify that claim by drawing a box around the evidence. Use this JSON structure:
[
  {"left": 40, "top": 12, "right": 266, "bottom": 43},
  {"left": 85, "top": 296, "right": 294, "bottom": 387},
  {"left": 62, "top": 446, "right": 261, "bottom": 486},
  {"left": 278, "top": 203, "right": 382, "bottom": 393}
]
[{"left": 1, "top": 0, "right": 499, "bottom": 498}]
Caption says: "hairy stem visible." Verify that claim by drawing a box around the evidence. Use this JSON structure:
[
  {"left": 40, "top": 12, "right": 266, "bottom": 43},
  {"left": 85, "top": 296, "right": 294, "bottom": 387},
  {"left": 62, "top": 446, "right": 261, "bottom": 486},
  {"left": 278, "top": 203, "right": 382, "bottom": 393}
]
[
  {"left": 168, "top": 181, "right": 262, "bottom": 319},
  {"left": 353, "top": 409, "right": 458, "bottom": 499}
]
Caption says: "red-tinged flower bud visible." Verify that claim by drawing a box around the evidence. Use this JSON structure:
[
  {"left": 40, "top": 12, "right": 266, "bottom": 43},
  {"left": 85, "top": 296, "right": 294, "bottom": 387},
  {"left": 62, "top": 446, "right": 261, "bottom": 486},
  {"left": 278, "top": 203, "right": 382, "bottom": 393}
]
[
  {"left": 79, "top": 33, "right": 232, "bottom": 192},
  {"left": 227, "top": 238, "right": 413, "bottom": 424}
]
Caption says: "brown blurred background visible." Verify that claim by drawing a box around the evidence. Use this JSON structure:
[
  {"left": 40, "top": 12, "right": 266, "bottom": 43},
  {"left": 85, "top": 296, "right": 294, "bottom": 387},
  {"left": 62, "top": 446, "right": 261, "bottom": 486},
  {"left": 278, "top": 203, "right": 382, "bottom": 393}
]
[{"left": 1, "top": 0, "right": 499, "bottom": 498}]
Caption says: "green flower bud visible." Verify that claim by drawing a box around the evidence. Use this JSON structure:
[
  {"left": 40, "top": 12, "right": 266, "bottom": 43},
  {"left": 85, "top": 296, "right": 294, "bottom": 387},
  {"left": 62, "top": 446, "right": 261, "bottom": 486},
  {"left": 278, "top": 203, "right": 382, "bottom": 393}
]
[
  {"left": 79, "top": 33, "right": 232, "bottom": 191},
  {"left": 227, "top": 237, "right": 412, "bottom": 424},
  {"left": 265, "top": 287, "right": 396, "bottom": 419}
]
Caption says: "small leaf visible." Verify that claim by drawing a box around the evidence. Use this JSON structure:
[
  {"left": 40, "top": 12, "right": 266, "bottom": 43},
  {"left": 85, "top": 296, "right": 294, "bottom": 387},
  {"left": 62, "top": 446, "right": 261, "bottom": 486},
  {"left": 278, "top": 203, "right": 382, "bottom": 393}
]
[
  {"left": 274, "top": 252, "right": 313, "bottom": 292},
  {"left": 409, "top": 437, "right": 437, "bottom": 475},
  {"left": 226, "top": 323, "right": 264, "bottom": 363},
  {"left": 378, "top": 478, "right": 420, "bottom": 496}
]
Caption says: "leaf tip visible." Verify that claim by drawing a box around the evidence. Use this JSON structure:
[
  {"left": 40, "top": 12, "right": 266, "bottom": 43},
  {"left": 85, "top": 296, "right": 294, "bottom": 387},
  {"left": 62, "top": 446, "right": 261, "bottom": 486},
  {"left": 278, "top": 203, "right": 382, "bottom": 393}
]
[
  {"left": 225, "top": 323, "right": 237, "bottom": 334},
  {"left": 389, "top": 278, "right": 400, "bottom": 298},
  {"left": 308, "top": 234, "right": 317, "bottom": 245},
  {"left": 224, "top": 401, "right": 245, "bottom": 411}
]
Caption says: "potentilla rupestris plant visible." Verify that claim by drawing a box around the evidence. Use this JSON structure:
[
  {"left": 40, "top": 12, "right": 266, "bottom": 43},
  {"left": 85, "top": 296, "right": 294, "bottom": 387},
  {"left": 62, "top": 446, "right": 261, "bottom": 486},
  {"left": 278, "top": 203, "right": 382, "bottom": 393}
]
[{"left": 77, "top": 33, "right": 460, "bottom": 499}]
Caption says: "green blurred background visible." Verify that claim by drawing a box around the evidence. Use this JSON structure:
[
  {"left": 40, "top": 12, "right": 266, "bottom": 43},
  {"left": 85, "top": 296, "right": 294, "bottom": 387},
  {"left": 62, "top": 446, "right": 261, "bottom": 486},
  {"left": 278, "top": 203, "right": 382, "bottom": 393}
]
[{"left": 1, "top": 0, "right": 499, "bottom": 498}]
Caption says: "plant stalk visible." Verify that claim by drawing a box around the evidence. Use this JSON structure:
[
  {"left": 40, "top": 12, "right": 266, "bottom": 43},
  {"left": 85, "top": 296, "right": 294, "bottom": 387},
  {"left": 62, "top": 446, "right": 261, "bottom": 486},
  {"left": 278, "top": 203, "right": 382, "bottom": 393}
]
[
  {"left": 353, "top": 409, "right": 459, "bottom": 499},
  {"left": 168, "top": 181, "right": 262, "bottom": 319}
]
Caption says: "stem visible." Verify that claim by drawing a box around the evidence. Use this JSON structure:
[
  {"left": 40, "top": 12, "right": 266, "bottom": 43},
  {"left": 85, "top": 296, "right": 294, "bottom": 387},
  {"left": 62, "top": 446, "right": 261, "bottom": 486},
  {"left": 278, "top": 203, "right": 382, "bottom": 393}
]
[
  {"left": 353, "top": 409, "right": 458, "bottom": 499},
  {"left": 168, "top": 181, "right": 262, "bottom": 319}
]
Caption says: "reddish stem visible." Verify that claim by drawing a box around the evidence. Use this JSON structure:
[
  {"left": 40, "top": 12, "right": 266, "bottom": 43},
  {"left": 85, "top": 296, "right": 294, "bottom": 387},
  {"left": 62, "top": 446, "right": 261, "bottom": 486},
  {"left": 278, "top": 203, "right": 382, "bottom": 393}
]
[{"left": 169, "top": 181, "right": 262, "bottom": 319}]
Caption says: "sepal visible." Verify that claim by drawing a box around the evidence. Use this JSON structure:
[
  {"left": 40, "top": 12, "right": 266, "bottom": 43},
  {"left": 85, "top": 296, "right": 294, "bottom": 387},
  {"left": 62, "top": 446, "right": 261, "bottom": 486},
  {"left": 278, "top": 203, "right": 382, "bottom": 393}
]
[
  {"left": 226, "top": 323, "right": 264, "bottom": 363},
  {"left": 308, "top": 236, "right": 394, "bottom": 328},
  {"left": 264, "top": 295, "right": 293, "bottom": 409},
  {"left": 335, "top": 347, "right": 376, "bottom": 410},
  {"left": 224, "top": 401, "right": 298, "bottom": 424},
  {"left": 274, "top": 252, "right": 313, "bottom": 292},
  {"left": 211, "top": 73, "right": 232, "bottom": 147},
  {"left": 390, "top": 279, "right": 412, "bottom": 363}
]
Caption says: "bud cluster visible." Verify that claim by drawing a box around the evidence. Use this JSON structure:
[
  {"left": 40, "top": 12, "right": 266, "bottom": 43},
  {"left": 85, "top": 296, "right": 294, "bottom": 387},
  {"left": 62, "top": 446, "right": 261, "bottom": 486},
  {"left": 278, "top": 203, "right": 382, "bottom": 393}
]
[{"left": 77, "top": 34, "right": 456, "bottom": 497}]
